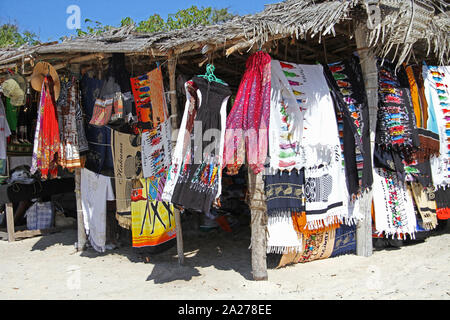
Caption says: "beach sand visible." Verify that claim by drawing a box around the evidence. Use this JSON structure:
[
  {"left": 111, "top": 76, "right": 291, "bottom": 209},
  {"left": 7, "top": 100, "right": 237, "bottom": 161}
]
[{"left": 0, "top": 220, "right": 449, "bottom": 300}]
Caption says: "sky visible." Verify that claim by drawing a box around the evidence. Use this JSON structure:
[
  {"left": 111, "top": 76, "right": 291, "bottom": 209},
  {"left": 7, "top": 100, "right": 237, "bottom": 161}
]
[{"left": 0, "top": 0, "right": 272, "bottom": 42}]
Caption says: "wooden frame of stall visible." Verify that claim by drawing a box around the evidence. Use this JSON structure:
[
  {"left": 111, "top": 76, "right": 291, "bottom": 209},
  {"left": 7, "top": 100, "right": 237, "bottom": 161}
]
[{"left": 0, "top": 0, "right": 447, "bottom": 280}]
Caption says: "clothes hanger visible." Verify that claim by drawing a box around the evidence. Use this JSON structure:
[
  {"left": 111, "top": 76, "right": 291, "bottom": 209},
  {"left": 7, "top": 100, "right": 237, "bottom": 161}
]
[{"left": 198, "top": 63, "right": 227, "bottom": 86}]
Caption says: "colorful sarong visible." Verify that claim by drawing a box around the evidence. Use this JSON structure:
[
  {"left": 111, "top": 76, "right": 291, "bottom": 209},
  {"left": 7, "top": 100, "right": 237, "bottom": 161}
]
[
  {"left": 130, "top": 67, "right": 167, "bottom": 130},
  {"left": 223, "top": 51, "right": 271, "bottom": 175},
  {"left": 57, "top": 78, "right": 83, "bottom": 169},
  {"left": 131, "top": 178, "right": 176, "bottom": 248},
  {"left": 326, "top": 56, "right": 373, "bottom": 197},
  {"left": 141, "top": 119, "right": 172, "bottom": 179},
  {"left": 31, "top": 76, "right": 61, "bottom": 179},
  {"left": 376, "top": 60, "right": 419, "bottom": 163},
  {"left": 422, "top": 64, "right": 450, "bottom": 188}
]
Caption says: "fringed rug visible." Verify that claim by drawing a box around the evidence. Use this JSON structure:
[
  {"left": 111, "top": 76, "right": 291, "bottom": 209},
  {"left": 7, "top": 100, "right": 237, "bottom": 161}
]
[{"left": 276, "top": 228, "right": 336, "bottom": 268}]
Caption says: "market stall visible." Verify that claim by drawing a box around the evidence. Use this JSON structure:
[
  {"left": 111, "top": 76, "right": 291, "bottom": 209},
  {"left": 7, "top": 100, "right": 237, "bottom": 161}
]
[{"left": 0, "top": 0, "right": 448, "bottom": 281}]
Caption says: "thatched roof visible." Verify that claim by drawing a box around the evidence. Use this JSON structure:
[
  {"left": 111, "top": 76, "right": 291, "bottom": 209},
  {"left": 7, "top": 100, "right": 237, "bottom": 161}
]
[{"left": 0, "top": 0, "right": 448, "bottom": 74}]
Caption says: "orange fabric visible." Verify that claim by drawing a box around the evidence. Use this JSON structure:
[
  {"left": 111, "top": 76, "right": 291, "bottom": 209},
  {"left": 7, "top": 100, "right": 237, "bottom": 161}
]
[
  {"left": 291, "top": 211, "right": 340, "bottom": 237},
  {"left": 405, "top": 64, "right": 422, "bottom": 128},
  {"left": 414, "top": 65, "right": 429, "bottom": 128},
  {"left": 130, "top": 67, "right": 167, "bottom": 131}
]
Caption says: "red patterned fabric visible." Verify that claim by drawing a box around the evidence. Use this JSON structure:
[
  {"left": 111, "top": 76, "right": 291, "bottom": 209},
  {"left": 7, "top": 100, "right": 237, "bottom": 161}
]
[
  {"left": 223, "top": 51, "right": 271, "bottom": 175},
  {"left": 36, "top": 76, "right": 61, "bottom": 179}
]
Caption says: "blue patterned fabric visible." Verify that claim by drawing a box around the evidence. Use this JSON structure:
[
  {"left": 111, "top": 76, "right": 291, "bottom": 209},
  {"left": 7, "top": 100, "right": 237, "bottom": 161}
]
[
  {"left": 330, "top": 224, "right": 356, "bottom": 257},
  {"left": 264, "top": 169, "right": 305, "bottom": 216}
]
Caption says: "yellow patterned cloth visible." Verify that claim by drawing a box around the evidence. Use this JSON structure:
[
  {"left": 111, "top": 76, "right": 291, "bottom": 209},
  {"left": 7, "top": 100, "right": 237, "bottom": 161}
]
[{"left": 131, "top": 179, "right": 176, "bottom": 248}]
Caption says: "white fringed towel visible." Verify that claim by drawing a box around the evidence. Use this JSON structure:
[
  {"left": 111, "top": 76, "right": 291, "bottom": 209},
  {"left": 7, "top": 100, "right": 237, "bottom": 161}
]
[
  {"left": 373, "top": 168, "right": 417, "bottom": 239},
  {"left": 267, "top": 215, "right": 303, "bottom": 254}
]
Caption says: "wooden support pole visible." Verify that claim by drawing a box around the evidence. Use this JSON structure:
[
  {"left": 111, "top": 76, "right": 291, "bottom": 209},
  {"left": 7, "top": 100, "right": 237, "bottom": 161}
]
[
  {"left": 75, "top": 168, "right": 86, "bottom": 251},
  {"left": 247, "top": 169, "right": 268, "bottom": 281},
  {"left": 168, "top": 50, "right": 184, "bottom": 265},
  {"left": 354, "top": 23, "right": 377, "bottom": 257},
  {"left": 6, "top": 203, "right": 15, "bottom": 242}
]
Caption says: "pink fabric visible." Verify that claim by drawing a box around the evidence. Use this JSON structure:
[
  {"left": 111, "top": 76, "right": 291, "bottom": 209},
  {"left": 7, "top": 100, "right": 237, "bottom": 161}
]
[{"left": 223, "top": 51, "right": 271, "bottom": 174}]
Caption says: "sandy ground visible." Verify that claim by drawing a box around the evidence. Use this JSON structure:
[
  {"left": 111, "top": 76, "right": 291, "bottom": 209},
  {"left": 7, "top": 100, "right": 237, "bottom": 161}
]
[{"left": 1, "top": 220, "right": 449, "bottom": 300}]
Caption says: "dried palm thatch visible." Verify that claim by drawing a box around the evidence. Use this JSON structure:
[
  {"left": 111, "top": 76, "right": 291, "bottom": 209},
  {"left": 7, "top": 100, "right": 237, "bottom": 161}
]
[
  {"left": 0, "top": 0, "right": 448, "bottom": 72},
  {"left": 148, "top": 0, "right": 448, "bottom": 67},
  {"left": 361, "top": 0, "right": 449, "bottom": 67}
]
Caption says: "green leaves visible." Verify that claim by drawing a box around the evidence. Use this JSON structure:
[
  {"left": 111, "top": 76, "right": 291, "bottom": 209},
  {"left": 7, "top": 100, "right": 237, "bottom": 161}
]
[
  {"left": 80, "top": 5, "right": 235, "bottom": 35},
  {"left": 0, "top": 24, "right": 39, "bottom": 47},
  {"left": 0, "top": 5, "right": 236, "bottom": 47}
]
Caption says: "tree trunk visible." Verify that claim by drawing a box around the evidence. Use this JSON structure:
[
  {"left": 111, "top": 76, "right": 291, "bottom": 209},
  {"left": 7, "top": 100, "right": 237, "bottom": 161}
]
[
  {"left": 247, "top": 169, "right": 268, "bottom": 280},
  {"left": 168, "top": 50, "right": 184, "bottom": 265},
  {"left": 75, "top": 168, "right": 86, "bottom": 251},
  {"left": 354, "top": 23, "right": 378, "bottom": 257}
]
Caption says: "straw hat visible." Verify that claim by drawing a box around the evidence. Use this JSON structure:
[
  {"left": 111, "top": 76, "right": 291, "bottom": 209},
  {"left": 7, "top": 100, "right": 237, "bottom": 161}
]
[
  {"left": 31, "top": 61, "right": 60, "bottom": 100},
  {"left": 1, "top": 78, "right": 25, "bottom": 106}
]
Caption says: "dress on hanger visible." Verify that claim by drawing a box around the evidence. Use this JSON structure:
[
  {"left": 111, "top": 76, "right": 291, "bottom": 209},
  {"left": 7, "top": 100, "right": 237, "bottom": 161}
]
[{"left": 170, "top": 76, "right": 231, "bottom": 214}]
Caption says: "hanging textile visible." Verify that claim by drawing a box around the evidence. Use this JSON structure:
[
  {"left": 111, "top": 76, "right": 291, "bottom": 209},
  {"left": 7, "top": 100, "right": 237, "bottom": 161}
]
[
  {"left": 161, "top": 79, "right": 200, "bottom": 203},
  {"left": 434, "top": 186, "right": 450, "bottom": 220},
  {"left": 325, "top": 55, "right": 373, "bottom": 197},
  {"left": 5, "top": 97, "right": 18, "bottom": 133},
  {"left": 0, "top": 99, "right": 11, "bottom": 160},
  {"left": 111, "top": 130, "right": 142, "bottom": 215},
  {"left": 223, "top": 51, "right": 271, "bottom": 175},
  {"left": 81, "top": 74, "right": 114, "bottom": 176},
  {"left": 167, "top": 76, "right": 231, "bottom": 214},
  {"left": 303, "top": 163, "right": 348, "bottom": 230},
  {"left": 269, "top": 60, "right": 342, "bottom": 171},
  {"left": 276, "top": 228, "right": 336, "bottom": 267},
  {"left": 422, "top": 64, "right": 450, "bottom": 188},
  {"left": 268, "top": 60, "right": 348, "bottom": 238},
  {"left": 130, "top": 67, "right": 168, "bottom": 131},
  {"left": 405, "top": 63, "right": 423, "bottom": 128},
  {"left": 267, "top": 214, "right": 302, "bottom": 254},
  {"left": 141, "top": 119, "right": 172, "bottom": 179},
  {"left": 372, "top": 168, "right": 417, "bottom": 238},
  {"left": 81, "top": 168, "right": 115, "bottom": 253},
  {"left": 56, "top": 77, "right": 84, "bottom": 169},
  {"left": 264, "top": 169, "right": 305, "bottom": 216},
  {"left": 410, "top": 182, "right": 438, "bottom": 230},
  {"left": 401, "top": 64, "right": 439, "bottom": 188},
  {"left": 31, "top": 76, "right": 61, "bottom": 179},
  {"left": 375, "top": 60, "right": 419, "bottom": 163},
  {"left": 89, "top": 97, "right": 113, "bottom": 127},
  {"left": 264, "top": 168, "right": 306, "bottom": 254},
  {"left": 330, "top": 224, "right": 357, "bottom": 258},
  {"left": 277, "top": 222, "right": 356, "bottom": 268},
  {"left": 131, "top": 178, "right": 176, "bottom": 248}
]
